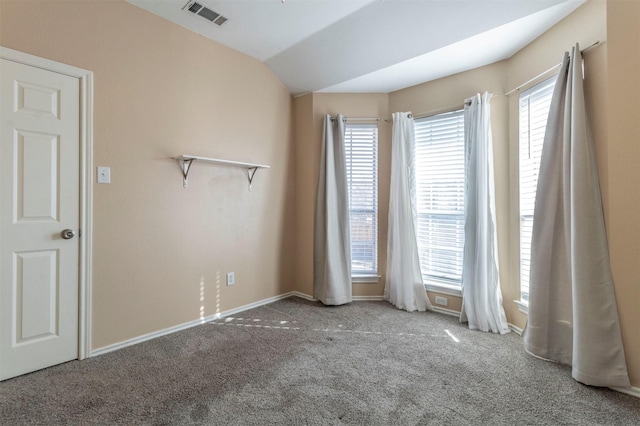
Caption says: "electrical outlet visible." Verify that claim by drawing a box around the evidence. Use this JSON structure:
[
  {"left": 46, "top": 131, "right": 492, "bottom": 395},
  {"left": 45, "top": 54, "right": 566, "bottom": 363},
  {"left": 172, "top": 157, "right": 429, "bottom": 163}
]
[
  {"left": 97, "top": 166, "right": 111, "bottom": 184},
  {"left": 226, "top": 272, "right": 235, "bottom": 286},
  {"left": 435, "top": 296, "right": 448, "bottom": 306}
]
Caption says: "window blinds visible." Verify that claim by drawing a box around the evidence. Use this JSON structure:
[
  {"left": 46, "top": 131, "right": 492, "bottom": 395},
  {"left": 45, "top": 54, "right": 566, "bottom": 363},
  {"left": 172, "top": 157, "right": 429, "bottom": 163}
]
[
  {"left": 414, "top": 110, "right": 465, "bottom": 287},
  {"left": 519, "top": 76, "right": 557, "bottom": 302},
  {"left": 345, "top": 123, "right": 378, "bottom": 275}
]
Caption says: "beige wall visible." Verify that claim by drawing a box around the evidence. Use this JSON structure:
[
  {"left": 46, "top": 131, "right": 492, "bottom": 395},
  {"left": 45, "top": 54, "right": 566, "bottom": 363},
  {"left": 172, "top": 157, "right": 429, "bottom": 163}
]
[
  {"left": 605, "top": 0, "right": 640, "bottom": 388},
  {"left": 294, "top": 93, "right": 390, "bottom": 297},
  {"left": 293, "top": 94, "right": 314, "bottom": 296},
  {"left": 0, "top": 0, "right": 295, "bottom": 349}
]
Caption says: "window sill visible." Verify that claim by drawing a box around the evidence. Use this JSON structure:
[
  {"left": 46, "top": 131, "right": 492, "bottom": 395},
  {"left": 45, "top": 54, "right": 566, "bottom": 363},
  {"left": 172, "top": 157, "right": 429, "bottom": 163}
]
[
  {"left": 424, "top": 283, "right": 462, "bottom": 297},
  {"left": 514, "top": 299, "right": 529, "bottom": 315},
  {"left": 352, "top": 275, "right": 380, "bottom": 284}
]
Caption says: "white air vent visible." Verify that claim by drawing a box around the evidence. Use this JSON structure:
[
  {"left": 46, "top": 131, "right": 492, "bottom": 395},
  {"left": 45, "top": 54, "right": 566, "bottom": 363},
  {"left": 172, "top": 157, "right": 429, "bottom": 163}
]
[{"left": 183, "top": 1, "right": 228, "bottom": 26}]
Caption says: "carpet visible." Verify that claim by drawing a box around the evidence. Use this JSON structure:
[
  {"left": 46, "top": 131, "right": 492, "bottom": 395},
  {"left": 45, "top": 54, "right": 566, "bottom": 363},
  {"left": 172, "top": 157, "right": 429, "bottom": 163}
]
[{"left": 1, "top": 296, "right": 638, "bottom": 425}]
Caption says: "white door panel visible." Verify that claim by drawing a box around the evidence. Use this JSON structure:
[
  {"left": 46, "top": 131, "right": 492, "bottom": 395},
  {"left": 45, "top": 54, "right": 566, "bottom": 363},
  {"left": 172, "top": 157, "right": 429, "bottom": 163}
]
[{"left": 1, "top": 58, "right": 80, "bottom": 380}]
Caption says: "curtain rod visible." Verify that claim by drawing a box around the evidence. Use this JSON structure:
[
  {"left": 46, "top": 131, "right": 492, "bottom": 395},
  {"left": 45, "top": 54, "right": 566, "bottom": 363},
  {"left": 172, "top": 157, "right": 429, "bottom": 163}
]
[
  {"left": 411, "top": 103, "right": 480, "bottom": 120},
  {"left": 505, "top": 40, "right": 601, "bottom": 96},
  {"left": 329, "top": 116, "right": 379, "bottom": 122}
]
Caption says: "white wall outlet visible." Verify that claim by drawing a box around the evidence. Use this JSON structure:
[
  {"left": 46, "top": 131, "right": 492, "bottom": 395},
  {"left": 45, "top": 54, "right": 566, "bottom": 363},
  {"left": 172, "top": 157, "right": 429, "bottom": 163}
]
[
  {"left": 226, "top": 272, "right": 235, "bottom": 286},
  {"left": 97, "top": 166, "right": 111, "bottom": 184},
  {"left": 435, "top": 296, "right": 448, "bottom": 306}
]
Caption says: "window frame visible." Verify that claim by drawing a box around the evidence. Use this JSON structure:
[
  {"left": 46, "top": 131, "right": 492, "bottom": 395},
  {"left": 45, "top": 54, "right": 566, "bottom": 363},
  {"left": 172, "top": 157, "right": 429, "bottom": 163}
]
[
  {"left": 517, "top": 75, "right": 557, "bottom": 308},
  {"left": 414, "top": 109, "right": 466, "bottom": 295},
  {"left": 344, "top": 122, "right": 379, "bottom": 281}
]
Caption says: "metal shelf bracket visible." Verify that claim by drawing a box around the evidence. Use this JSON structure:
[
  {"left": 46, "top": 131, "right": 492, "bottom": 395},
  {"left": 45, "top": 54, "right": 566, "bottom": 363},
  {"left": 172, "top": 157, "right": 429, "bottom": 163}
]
[{"left": 179, "top": 158, "right": 195, "bottom": 188}]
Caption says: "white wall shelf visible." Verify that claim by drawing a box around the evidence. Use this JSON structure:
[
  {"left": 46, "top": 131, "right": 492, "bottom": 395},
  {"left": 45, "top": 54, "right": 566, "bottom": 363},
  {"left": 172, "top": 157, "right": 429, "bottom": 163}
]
[{"left": 173, "top": 155, "right": 270, "bottom": 190}]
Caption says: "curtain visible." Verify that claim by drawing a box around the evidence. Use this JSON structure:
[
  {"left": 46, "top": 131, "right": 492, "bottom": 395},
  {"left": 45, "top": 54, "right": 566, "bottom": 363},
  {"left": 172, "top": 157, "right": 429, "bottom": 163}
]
[
  {"left": 524, "top": 45, "right": 630, "bottom": 387},
  {"left": 313, "top": 114, "right": 352, "bottom": 305},
  {"left": 385, "top": 112, "right": 432, "bottom": 312},
  {"left": 460, "top": 93, "right": 509, "bottom": 334}
]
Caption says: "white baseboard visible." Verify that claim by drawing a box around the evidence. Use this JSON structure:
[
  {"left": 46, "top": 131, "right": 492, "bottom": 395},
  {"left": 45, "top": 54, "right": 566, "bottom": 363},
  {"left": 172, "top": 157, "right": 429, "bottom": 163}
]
[
  {"left": 288, "top": 292, "right": 385, "bottom": 302},
  {"left": 289, "top": 291, "right": 315, "bottom": 301},
  {"left": 91, "top": 291, "right": 300, "bottom": 357},
  {"left": 352, "top": 295, "right": 384, "bottom": 301},
  {"left": 431, "top": 306, "right": 460, "bottom": 317},
  {"left": 508, "top": 323, "right": 524, "bottom": 335},
  {"left": 610, "top": 385, "right": 640, "bottom": 398}
]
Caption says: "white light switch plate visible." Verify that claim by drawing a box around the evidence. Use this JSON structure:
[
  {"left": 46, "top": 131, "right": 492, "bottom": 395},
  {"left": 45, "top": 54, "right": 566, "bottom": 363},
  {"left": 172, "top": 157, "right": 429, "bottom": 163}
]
[{"left": 97, "top": 166, "right": 111, "bottom": 184}]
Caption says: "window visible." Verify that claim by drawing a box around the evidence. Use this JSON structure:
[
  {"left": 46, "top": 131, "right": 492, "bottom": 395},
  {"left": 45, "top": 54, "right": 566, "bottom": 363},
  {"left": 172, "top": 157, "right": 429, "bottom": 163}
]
[
  {"left": 414, "top": 110, "right": 465, "bottom": 289},
  {"left": 519, "top": 76, "right": 557, "bottom": 303},
  {"left": 345, "top": 123, "right": 378, "bottom": 276}
]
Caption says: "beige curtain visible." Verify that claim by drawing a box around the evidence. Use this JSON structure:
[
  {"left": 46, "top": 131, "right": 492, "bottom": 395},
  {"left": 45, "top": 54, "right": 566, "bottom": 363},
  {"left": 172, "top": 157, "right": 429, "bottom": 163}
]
[
  {"left": 524, "top": 45, "right": 630, "bottom": 387},
  {"left": 313, "top": 114, "right": 352, "bottom": 305}
]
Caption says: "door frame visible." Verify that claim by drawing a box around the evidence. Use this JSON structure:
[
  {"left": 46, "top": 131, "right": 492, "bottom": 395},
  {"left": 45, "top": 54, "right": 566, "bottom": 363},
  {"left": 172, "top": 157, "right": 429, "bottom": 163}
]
[{"left": 0, "top": 46, "right": 93, "bottom": 360}]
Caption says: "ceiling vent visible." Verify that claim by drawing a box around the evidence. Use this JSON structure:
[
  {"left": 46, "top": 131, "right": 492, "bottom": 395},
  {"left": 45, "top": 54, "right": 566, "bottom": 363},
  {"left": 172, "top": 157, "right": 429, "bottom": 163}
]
[{"left": 183, "top": 1, "right": 228, "bottom": 26}]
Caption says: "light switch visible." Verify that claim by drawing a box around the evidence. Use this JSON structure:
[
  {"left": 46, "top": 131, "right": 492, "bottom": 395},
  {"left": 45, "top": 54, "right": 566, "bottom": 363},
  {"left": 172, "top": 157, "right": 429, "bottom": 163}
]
[{"left": 97, "top": 166, "right": 111, "bottom": 184}]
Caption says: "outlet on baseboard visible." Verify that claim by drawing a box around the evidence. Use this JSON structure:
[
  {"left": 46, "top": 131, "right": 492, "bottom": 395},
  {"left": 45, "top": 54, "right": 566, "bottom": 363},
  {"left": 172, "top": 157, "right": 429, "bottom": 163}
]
[
  {"left": 435, "top": 296, "right": 448, "bottom": 306},
  {"left": 226, "top": 272, "right": 235, "bottom": 286}
]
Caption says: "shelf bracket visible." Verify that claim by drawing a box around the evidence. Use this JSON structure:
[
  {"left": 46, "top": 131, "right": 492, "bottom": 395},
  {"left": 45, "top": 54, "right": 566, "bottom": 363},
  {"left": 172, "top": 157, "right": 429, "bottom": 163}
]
[
  {"left": 180, "top": 158, "right": 194, "bottom": 188},
  {"left": 247, "top": 167, "right": 258, "bottom": 191}
]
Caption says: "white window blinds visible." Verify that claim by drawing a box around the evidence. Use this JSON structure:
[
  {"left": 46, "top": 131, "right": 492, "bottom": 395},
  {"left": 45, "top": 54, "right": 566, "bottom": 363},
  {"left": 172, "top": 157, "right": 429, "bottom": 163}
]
[
  {"left": 414, "top": 110, "right": 465, "bottom": 287},
  {"left": 345, "top": 123, "right": 378, "bottom": 275},
  {"left": 519, "top": 76, "right": 557, "bottom": 302}
]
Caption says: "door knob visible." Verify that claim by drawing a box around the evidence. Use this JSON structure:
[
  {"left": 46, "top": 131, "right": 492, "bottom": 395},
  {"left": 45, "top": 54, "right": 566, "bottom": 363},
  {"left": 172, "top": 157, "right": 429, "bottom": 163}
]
[{"left": 61, "top": 229, "right": 76, "bottom": 240}]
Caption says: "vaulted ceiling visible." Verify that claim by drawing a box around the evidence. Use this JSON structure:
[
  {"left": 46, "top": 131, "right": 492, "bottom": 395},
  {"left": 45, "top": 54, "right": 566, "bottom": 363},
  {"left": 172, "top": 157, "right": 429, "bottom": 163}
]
[{"left": 127, "top": 0, "right": 586, "bottom": 95}]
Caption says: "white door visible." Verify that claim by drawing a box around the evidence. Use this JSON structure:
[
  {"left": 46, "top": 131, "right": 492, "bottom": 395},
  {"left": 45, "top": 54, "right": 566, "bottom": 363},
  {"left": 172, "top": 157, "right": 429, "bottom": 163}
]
[{"left": 0, "top": 58, "right": 80, "bottom": 380}]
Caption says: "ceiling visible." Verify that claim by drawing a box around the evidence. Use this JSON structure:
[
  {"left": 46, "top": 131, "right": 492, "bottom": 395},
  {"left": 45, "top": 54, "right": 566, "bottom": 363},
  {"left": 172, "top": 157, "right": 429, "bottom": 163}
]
[{"left": 127, "top": 0, "right": 586, "bottom": 96}]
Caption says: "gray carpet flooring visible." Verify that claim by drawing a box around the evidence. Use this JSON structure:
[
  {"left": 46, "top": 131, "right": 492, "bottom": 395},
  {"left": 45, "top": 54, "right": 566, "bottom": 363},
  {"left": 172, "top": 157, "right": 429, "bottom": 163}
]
[{"left": 1, "top": 296, "right": 639, "bottom": 425}]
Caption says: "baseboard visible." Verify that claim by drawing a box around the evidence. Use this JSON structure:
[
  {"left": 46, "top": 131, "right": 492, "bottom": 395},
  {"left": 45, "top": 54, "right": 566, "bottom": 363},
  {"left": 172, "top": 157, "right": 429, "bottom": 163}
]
[
  {"left": 610, "top": 386, "right": 640, "bottom": 398},
  {"left": 289, "top": 291, "right": 315, "bottom": 301},
  {"left": 431, "top": 306, "right": 460, "bottom": 317},
  {"left": 91, "top": 291, "right": 300, "bottom": 357},
  {"left": 352, "top": 295, "right": 384, "bottom": 301},
  {"left": 89, "top": 291, "right": 569, "bottom": 366},
  {"left": 508, "top": 323, "right": 524, "bottom": 335},
  {"left": 288, "top": 292, "right": 384, "bottom": 302}
]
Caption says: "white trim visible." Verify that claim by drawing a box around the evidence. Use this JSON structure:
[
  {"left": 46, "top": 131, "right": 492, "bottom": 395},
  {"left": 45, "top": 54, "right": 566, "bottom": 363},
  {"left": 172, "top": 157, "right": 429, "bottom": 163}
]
[
  {"left": 289, "top": 291, "right": 315, "bottom": 301},
  {"left": 610, "top": 386, "right": 640, "bottom": 399},
  {"left": 288, "top": 292, "right": 387, "bottom": 303},
  {"left": 352, "top": 275, "right": 380, "bottom": 284},
  {"left": 90, "top": 292, "right": 394, "bottom": 356},
  {"left": 514, "top": 299, "right": 528, "bottom": 315},
  {"left": 88, "top": 291, "right": 560, "bottom": 362},
  {"left": 92, "top": 291, "right": 301, "bottom": 357},
  {"left": 0, "top": 47, "right": 94, "bottom": 361},
  {"left": 91, "top": 318, "right": 213, "bottom": 357},
  {"left": 78, "top": 66, "right": 94, "bottom": 361},
  {"left": 352, "top": 295, "right": 384, "bottom": 301},
  {"left": 508, "top": 323, "right": 524, "bottom": 335},
  {"left": 0, "top": 47, "right": 91, "bottom": 77},
  {"left": 431, "top": 306, "right": 460, "bottom": 317},
  {"left": 425, "top": 284, "right": 462, "bottom": 297}
]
